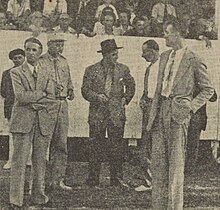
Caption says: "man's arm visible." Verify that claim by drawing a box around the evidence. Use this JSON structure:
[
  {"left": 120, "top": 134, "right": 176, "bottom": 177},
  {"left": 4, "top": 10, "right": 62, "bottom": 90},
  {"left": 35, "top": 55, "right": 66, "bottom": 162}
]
[
  {"left": 10, "top": 69, "right": 45, "bottom": 104},
  {"left": 191, "top": 58, "right": 214, "bottom": 113}
]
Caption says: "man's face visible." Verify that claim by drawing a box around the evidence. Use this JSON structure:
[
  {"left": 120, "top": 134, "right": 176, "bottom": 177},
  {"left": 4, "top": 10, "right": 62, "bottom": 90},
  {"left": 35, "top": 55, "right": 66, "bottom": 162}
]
[
  {"left": 164, "top": 24, "right": 179, "bottom": 48},
  {"left": 24, "top": 42, "right": 42, "bottom": 65},
  {"left": 134, "top": 20, "right": 145, "bottom": 34},
  {"left": 142, "top": 45, "right": 158, "bottom": 62},
  {"left": 48, "top": 41, "right": 64, "bottom": 56},
  {"left": 119, "top": 12, "right": 129, "bottom": 25},
  {"left": 59, "top": 18, "right": 70, "bottom": 29},
  {"left": 104, "top": 15, "right": 114, "bottom": 27},
  {"left": 12, "top": 54, "right": 25, "bottom": 67},
  {"left": 105, "top": 49, "right": 118, "bottom": 65}
]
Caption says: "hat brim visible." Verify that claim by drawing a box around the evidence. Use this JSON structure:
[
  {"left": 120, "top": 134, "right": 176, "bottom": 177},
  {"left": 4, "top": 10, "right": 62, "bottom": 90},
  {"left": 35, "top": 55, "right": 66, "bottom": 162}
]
[{"left": 97, "top": 46, "right": 123, "bottom": 53}]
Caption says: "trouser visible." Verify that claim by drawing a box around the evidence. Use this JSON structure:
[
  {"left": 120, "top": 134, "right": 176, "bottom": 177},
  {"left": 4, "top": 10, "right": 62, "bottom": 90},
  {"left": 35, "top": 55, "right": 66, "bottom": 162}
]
[
  {"left": 87, "top": 121, "right": 125, "bottom": 186},
  {"left": 10, "top": 119, "right": 51, "bottom": 207},
  {"left": 185, "top": 122, "right": 202, "bottom": 170},
  {"left": 151, "top": 97, "right": 188, "bottom": 210},
  {"left": 49, "top": 100, "right": 69, "bottom": 184}
]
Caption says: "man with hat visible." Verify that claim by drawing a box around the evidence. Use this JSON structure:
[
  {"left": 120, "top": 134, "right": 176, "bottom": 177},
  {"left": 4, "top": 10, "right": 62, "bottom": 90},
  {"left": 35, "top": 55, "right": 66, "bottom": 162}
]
[
  {"left": 1, "top": 48, "right": 25, "bottom": 170},
  {"left": 81, "top": 39, "right": 135, "bottom": 187},
  {"left": 53, "top": 13, "right": 76, "bottom": 34},
  {"left": 39, "top": 32, "right": 74, "bottom": 192}
]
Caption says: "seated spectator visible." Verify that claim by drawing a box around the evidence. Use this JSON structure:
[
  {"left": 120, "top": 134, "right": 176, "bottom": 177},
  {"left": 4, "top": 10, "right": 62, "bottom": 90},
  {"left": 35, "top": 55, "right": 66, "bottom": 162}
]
[
  {"left": 115, "top": 9, "right": 133, "bottom": 35},
  {"left": 7, "top": 0, "right": 30, "bottom": 18},
  {"left": 197, "top": 7, "right": 217, "bottom": 40},
  {"left": 72, "top": 0, "right": 98, "bottom": 35},
  {"left": 124, "top": 0, "right": 138, "bottom": 24},
  {"left": 53, "top": 13, "right": 76, "bottom": 34},
  {"left": 93, "top": 7, "right": 118, "bottom": 35},
  {"left": 95, "top": 0, "right": 118, "bottom": 22},
  {"left": 151, "top": 0, "right": 176, "bottom": 37},
  {"left": 124, "top": 16, "right": 152, "bottom": 37},
  {"left": 43, "top": 0, "right": 67, "bottom": 17},
  {"left": 28, "top": 11, "right": 47, "bottom": 36}
]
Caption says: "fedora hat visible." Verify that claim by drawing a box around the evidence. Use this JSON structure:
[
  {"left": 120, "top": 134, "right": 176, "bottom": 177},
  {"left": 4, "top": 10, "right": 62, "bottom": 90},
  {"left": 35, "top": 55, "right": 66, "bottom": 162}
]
[{"left": 97, "top": 39, "right": 123, "bottom": 54}]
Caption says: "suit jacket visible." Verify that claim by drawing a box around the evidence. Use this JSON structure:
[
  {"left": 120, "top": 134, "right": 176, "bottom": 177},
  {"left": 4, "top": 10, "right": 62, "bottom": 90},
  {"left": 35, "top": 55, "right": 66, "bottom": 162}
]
[
  {"left": 1, "top": 68, "right": 15, "bottom": 120},
  {"left": 10, "top": 62, "right": 60, "bottom": 135},
  {"left": 81, "top": 60, "right": 135, "bottom": 128},
  {"left": 147, "top": 48, "right": 214, "bottom": 131}
]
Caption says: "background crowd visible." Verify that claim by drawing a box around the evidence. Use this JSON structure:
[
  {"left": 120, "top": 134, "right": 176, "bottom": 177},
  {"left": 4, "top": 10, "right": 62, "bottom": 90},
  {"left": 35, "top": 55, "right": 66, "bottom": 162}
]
[{"left": 0, "top": 0, "right": 217, "bottom": 40}]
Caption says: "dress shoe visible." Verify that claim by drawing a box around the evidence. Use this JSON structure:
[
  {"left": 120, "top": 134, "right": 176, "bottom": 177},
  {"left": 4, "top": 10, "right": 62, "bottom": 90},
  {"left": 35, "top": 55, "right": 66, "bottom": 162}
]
[
  {"left": 48, "top": 179, "right": 72, "bottom": 192},
  {"left": 3, "top": 161, "right": 11, "bottom": 170}
]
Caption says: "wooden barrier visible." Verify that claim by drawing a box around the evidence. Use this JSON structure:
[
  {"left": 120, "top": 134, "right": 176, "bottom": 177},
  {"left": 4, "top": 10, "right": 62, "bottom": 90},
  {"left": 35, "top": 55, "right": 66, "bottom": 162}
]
[{"left": 0, "top": 31, "right": 219, "bottom": 139}]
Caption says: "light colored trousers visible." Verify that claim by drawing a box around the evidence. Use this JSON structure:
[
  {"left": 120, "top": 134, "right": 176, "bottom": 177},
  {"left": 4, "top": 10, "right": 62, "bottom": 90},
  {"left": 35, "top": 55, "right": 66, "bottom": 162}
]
[
  {"left": 10, "top": 121, "right": 51, "bottom": 207},
  {"left": 151, "top": 98, "right": 188, "bottom": 210}
]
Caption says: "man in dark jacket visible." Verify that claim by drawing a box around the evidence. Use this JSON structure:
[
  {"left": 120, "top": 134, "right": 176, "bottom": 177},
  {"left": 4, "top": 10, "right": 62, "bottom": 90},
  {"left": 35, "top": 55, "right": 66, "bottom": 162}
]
[
  {"left": 1, "top": 48, "right": 25, "bottom": 170},
  {"left": 81, "top": 39, "right": 135, "bottom": 187}
]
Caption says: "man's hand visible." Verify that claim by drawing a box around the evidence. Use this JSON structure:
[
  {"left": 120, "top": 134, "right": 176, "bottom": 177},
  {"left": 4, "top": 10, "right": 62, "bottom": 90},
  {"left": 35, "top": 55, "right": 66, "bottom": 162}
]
[
  {"left": 67, "top": 89, "right": 74, "bottom": 101},
  {"left": 97, "top": 94, "right": 109, "bottom": 103}
]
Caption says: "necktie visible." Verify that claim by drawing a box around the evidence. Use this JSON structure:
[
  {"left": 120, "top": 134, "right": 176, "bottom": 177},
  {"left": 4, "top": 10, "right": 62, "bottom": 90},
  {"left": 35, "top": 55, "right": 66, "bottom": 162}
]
[
  {"left": 33, "top": 66, "right": 37, "bottom": 84},
  {"left": 53, "top": 58, "right": 60, "bottom": 83},
  {"left": 163, "top": 4, "right": 168, "bottom": 22},
  {"left": 105, "top": 68, "right": 113, "bottom": 98},
  {"left": 162, "top": 51, "right": 176, "bottom": 96}
]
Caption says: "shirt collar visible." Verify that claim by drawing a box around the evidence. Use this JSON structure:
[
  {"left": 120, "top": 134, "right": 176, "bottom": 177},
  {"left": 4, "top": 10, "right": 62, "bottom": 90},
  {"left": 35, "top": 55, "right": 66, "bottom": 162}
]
[{"left": 26, "top": 62, "right": 38, "bottom": 74}]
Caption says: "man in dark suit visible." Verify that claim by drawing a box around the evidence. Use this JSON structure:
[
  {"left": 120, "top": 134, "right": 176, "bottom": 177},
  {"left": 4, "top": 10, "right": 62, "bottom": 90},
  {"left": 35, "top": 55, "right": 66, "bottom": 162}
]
[
  {"left": 1, "top": 48, "right": 25, "bottom": 170},
  {"left": 81, "top": 39, "right": 135, "bottom": 187},
  {"left": 9, "top": 38, "right": 59, "bottom": 209},
  {"left": 146, "top": 20, "right": 214, "bottom": 209}
]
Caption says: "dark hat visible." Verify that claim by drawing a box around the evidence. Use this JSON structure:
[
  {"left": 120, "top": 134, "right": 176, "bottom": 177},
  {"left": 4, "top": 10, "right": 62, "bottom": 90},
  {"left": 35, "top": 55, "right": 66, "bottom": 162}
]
[
  {"left": 143, "top": 39, "right": 159, "bottom": 51},
  {"left": 9, "top": 48, "right": 25, "bottom": 60},
  {"left": 97, "top": 39, "right": 123, "bottom": 54}
]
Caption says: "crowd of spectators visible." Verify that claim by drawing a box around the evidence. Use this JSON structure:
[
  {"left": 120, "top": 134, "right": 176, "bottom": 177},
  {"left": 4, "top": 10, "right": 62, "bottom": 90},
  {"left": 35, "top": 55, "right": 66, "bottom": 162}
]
[{"left": 0, "top": 0, "right": 217, "bottom": 40}]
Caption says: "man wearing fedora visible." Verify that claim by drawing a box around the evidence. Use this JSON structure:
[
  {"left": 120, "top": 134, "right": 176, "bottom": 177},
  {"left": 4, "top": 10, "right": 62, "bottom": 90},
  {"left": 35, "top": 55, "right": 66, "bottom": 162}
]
[
  {"left": 82, "top": 39, "right": 135, "bottom": 187},
  {"left": 39, "top": 33, "right": 74, "bottom": 192}
]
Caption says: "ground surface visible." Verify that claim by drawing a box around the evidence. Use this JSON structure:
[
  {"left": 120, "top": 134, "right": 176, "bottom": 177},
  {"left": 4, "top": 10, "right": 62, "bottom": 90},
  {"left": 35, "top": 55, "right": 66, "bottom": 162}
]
[{"left": 1, "top": 160, "right": 220, "bottom": 210}]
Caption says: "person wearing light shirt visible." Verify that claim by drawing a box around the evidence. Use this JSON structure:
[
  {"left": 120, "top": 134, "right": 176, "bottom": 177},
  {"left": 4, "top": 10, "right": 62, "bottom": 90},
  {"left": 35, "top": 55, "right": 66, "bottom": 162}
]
[
  {"left": 151, "top": 0, "right": 176, "bottom": 24},
  {"left": 43, "top": 0, "right": 67, "bottom": 16},
  {"left": 136, "top": 40, "right": 160, "bottom": 192},
  {"left": 7, "top": 0, "right": 30, "bottom": 18},
  {"left": 95, "top": 0, "right": 118, "bottom": 21}
]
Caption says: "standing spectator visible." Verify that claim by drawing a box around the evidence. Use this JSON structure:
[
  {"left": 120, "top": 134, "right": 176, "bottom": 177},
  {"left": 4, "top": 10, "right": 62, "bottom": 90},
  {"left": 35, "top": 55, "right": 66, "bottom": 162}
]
[
  {"left": 146, "top": 20, "right": 214, "bottom": 209},
  {"left": 95, "top": 0, "right": 118, "bottom": 22},
  {"left": 71, "top": 0, "right": 98, "bottom": 34},
  {"left": 1, "top": 49, "right": 25, "bottom": 170},
  {"left": 151, "top": 0, "right": 176, "bottom": 36},
  {"left": 115, "top": 9, "right": 132, "bottom": 36},
  {"left": 81, "top": 39, "right": 135, "bottom": 188},
  {"left": 43, "top": 0, "right": 67, "bottom": 17},
  {"left": 7, "top": 0, "right": 30, "bottom": 18},
  {"left": 135, "top": 40, "right": 160, "bottom": 192},
  {"left": 9, "top": 37, "right": 60, "bottom": 209},
  {"left": 39, "top": 33, "right": 74, "bottom": 192},
  {"left": 93, "top": 9, "right": 117, "bottom": 35},
  {"left": 53, "top": 13, "right": 76, "bottom": 34}
]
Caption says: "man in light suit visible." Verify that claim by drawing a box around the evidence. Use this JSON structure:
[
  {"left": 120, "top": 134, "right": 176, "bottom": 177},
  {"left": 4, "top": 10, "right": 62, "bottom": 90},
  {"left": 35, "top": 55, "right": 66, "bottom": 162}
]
[
  {"left": 146, "top": 20, "right": 214, "bottom": 210},
  {"left": 9, "top": 38, "right": 59, "bottom": 209},
  {"left": 82, "top": 39, "right": 135, "bottom": 187}
]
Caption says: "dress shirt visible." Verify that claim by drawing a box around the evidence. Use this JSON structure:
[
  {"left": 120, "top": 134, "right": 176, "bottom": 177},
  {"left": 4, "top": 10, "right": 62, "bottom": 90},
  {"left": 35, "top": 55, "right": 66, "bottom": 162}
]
[
  {"left": 161, "top": 47, "right": 187, "bottom": 97},
  {"left": 7, "top": 0, "right": 30, "bottom": 18},
  {"left": 147, "top": 60, "right": 159, "bottom": 99},
  {"left": 43, "top": 0, "right": 67, "bottom": 16},
  {"left": 152, "top": 3, "right": 176, "bottom": 23},
  {"left": 27, "top": 62, "right": 38, "bottom": 75},
  {"left": 95, "top": 4, "right": 118, "bottom": 20}
]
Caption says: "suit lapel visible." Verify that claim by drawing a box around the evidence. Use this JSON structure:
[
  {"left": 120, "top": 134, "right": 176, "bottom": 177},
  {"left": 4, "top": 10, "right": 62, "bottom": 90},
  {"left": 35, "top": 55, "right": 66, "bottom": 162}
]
[
  {"left": 172, "top": 48, "right": 191, "bottom": 89},
  {"left": 21, "top": 62, "right": 36, "bottom": 90}
]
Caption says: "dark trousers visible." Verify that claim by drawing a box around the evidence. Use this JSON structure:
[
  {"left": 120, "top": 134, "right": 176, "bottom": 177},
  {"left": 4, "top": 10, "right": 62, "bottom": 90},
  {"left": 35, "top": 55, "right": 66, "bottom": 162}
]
[{"left": 87, "top": 121, "right": 125, "bottom": 186}]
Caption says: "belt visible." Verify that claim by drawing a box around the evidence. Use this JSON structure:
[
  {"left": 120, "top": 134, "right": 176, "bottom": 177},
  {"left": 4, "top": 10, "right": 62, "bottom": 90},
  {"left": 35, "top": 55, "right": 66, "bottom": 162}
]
[{"left": 56, "top": 96, "right": 67, "bottom": 100}]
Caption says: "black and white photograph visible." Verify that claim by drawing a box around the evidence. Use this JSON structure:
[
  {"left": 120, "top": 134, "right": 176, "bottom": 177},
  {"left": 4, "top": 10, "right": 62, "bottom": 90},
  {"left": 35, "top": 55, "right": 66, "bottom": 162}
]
[{"left": 0, "top": 0, "right": 219, "bottom": 209}]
